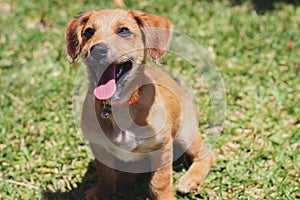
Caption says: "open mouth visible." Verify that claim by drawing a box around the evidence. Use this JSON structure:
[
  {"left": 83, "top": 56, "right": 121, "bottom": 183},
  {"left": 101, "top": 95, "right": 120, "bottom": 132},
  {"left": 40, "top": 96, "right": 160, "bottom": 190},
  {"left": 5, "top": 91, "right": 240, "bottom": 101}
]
[
  {"left": 94, "top": 60, "right": 133, "bottom": 100},
  {"left": 115, "top": 60, "right": 132, "bottom": 82}
]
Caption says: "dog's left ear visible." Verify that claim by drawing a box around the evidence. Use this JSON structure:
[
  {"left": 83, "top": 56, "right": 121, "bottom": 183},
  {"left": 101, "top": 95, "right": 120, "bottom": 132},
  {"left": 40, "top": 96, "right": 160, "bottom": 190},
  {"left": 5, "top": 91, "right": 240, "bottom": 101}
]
[
  {"left": 129, "top": 10, "right": 173, "bottom": 61},
  {"left": 66, "top": 12, "right": 92, "bottom": 62}
]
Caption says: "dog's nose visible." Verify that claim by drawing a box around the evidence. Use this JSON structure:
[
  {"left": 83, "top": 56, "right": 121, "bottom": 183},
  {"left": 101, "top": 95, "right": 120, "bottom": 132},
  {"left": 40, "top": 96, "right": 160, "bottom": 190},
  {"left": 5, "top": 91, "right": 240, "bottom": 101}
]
[{"left": 90, "top": 43, "right": 108, "bottom": 61}]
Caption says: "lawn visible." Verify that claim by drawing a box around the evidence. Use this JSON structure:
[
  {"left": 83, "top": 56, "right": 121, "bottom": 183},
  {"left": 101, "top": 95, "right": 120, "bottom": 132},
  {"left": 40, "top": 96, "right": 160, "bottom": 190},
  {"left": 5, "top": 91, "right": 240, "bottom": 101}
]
[{"left": 0, "top": 0, "right": 299, "bottom": 199}]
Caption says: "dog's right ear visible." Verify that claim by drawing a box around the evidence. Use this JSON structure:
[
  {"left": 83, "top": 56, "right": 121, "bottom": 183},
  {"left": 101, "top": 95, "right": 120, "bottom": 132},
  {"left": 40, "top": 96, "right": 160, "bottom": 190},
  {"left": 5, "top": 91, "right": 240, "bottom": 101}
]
[
  {"left": 129, "top": 10, "right": 173, "bottom": 61},
  {"left": 66, "top": 12, "right": 90, "bottom": 62}
]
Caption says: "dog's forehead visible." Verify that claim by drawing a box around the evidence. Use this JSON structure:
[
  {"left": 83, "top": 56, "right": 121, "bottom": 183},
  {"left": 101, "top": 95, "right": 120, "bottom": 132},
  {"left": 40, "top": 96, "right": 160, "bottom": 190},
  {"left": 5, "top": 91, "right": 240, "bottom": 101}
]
[{"left": 87, "top": 9, "right": 136, "bottom": 27}]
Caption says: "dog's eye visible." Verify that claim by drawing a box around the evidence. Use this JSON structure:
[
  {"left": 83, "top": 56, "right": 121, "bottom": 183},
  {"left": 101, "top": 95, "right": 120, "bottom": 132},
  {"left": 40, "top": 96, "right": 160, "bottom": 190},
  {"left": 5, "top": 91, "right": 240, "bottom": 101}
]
[
  {"left": 117, "top": 27, "right": 131, "bottom": 37},
  {"left": 84, "top": 28, "right": 95, "bottom": 39}
]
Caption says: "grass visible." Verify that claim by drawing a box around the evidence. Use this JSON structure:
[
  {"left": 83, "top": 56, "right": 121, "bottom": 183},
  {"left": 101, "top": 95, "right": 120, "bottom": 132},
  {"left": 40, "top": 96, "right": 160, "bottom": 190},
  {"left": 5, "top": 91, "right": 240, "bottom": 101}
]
[{"left": 0, "top": 0, "right": 299, "bottom": 199}]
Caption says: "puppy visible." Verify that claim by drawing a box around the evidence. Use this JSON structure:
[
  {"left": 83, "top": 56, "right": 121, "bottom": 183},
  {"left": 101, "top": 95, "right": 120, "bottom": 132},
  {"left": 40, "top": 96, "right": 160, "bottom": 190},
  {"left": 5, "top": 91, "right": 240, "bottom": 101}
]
[{"left": 66, "top": 9, "right": 215, "bottom": 200}]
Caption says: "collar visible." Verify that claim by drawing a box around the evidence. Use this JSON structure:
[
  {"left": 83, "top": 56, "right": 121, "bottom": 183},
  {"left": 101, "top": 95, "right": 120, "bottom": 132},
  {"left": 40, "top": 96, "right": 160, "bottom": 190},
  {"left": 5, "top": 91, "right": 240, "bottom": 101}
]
[
  {"left": 112, "top": 96, "right": 138, "bottom": 108},
  {"left": 99, "top": 95, "right": 138, "bottom": 119},
  {"left": 101, "top": 95, "right": 138, "bottom": 109}
]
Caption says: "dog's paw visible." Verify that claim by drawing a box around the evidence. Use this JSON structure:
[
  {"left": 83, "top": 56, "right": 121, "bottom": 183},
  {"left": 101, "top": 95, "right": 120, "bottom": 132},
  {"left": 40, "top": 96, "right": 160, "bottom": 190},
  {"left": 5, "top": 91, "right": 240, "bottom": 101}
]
[
  {"left": 175, "top": 174, "right": 204, "bottom": 194},
  {"left": 85, "top": 187, "right": 101, "bottom": 200}
]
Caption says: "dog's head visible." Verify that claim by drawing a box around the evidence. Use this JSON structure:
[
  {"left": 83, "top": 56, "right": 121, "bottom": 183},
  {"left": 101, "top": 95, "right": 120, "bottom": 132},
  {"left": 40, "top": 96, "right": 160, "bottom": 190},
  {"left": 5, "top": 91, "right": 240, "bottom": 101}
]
[{"left": 66, "top": 9, "right": 172, "bottom": 102}]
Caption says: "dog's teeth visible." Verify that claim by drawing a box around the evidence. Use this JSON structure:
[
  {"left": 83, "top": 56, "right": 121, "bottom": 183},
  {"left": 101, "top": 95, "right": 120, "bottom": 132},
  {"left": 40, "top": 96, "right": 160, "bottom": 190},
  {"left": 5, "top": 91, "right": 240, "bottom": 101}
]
[{"left": 116, "top": 67, "right": 123, "bottom": 78}]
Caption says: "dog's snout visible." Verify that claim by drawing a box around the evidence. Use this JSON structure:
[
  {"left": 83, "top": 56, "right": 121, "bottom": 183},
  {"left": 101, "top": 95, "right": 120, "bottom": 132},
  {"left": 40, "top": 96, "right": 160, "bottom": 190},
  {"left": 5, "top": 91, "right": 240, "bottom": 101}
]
[{"left": 90, "top": 44, "right": 108, "bottom": 61}]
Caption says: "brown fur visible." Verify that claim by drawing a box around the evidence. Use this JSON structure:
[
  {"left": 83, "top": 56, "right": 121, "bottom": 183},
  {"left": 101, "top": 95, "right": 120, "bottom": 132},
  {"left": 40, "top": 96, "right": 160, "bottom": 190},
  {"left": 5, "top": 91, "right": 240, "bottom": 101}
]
[{"left": 66, "top": 9, "right": 215, "bottom": 200}]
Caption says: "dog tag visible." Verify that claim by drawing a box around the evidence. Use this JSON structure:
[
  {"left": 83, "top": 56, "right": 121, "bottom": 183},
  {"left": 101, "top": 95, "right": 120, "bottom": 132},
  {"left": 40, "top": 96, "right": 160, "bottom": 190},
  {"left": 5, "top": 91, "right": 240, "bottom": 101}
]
[
  {"left": 101, "top": 100, "right": 111, "bottom": 119},
  {"left": 101, "top": 109, "right": 111, "bottom": 119}
]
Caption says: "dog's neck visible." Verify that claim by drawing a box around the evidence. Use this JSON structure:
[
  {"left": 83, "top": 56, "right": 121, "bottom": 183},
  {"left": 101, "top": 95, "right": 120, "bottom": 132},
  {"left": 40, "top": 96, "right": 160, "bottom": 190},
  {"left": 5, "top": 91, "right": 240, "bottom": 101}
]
[
  {"left": 95, "top": 82, "right": 155, "bottom": 127},
  {"left": 111, "top": 92, "right": 139, "bottom": 108}
]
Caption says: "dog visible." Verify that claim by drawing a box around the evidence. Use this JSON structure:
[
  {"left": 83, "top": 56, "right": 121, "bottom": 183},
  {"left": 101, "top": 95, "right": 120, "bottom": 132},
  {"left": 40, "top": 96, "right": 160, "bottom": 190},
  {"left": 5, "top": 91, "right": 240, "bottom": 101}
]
[{"left": 66, "top": 9, "right": 215, "bottom": 200}]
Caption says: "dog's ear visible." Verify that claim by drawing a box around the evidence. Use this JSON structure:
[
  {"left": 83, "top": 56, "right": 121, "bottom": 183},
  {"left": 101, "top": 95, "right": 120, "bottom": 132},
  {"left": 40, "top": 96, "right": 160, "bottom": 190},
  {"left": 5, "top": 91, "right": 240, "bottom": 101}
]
[
  {"left": 129, "top": 10, "right": 173, "bottom": 61},
  {"left": 66, "top": 12, "right": 91, "bottom": 62}
]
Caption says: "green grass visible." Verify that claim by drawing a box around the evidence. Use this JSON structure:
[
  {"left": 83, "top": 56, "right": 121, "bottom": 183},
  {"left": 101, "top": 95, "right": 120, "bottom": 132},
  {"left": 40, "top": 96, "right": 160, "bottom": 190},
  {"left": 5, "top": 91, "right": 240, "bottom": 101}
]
[{"left": 0, "top": 0, "right": 299, "bottom": 199}]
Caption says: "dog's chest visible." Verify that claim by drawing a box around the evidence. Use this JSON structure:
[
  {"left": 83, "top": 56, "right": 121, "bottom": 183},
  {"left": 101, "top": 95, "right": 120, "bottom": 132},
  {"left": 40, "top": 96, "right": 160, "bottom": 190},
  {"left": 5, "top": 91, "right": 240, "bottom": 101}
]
[
  {"left": 112, "top": 129, "right": 142, "bottom": 150},
  {"left": 82, "top": 92, "right": 169, "bottom": 163},
  {"left": 106, "top": 134, "right": 144, "bottom": 162},
  {"left": 98, "top": 113, "right": 170, "bottom": 162}
]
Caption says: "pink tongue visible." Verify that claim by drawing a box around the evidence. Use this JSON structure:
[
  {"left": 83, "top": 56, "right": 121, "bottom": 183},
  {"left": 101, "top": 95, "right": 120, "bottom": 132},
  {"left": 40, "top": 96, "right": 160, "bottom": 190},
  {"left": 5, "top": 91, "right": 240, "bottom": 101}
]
[
  {"left": 94, "top": 65, "right": 117, "bottom": 100},
  {"left": 94, "top": 79, "right": 116, "bottom": 100}
]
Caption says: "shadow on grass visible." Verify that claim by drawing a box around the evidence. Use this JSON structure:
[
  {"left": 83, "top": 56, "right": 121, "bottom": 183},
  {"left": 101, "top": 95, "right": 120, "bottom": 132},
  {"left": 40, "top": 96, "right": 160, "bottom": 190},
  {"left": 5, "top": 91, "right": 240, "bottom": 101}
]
[
  {"left": 43, "top": 144, "right": 191, "bottom": 200},
  {"left": 231, "top": 0, "right": 300, "bottom": 14},
  {"left": 42, "top": 161, "right": 151, "bottom": 200}
]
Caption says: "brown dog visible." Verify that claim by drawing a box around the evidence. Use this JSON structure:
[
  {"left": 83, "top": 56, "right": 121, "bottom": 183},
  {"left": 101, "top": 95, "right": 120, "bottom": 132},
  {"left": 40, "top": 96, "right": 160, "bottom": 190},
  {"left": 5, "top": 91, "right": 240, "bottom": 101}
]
[{"left": 66, "top": 9, "right": 215, "bottom": 200}]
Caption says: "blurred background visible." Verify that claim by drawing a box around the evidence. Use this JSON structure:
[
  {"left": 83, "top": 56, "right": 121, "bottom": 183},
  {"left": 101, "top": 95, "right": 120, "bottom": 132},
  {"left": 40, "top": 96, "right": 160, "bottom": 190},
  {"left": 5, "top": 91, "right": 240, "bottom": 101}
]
[{"left": 0, "top": 0, "right": 299, "bottom": 199}]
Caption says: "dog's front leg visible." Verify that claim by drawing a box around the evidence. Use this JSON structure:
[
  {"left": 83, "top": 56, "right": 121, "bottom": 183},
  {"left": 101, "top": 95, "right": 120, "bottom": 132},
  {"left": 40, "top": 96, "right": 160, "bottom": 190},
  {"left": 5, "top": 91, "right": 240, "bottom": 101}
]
[
  {"left": 149, "top": 142, "right": 175, "bottom": 200},
  {"left": 85, "top": 154, "right": 117, "bottom": 200}
]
